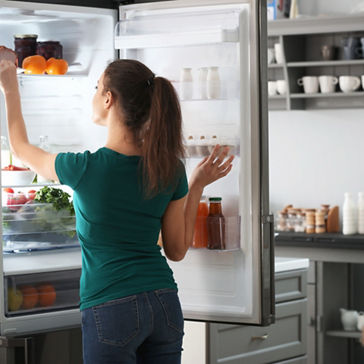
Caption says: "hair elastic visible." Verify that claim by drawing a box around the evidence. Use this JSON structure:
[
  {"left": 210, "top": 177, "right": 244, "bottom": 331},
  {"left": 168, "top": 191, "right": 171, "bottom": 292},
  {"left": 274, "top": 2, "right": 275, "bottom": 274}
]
[{"left": 146, "top": 74, "right": 155, "bottom": 87}]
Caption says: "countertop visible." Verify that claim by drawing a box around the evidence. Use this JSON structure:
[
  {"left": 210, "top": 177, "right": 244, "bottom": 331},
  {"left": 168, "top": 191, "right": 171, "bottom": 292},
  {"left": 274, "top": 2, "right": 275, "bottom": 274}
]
[{"left": 274, "top": 256, "right": 309, "bottom": 273}]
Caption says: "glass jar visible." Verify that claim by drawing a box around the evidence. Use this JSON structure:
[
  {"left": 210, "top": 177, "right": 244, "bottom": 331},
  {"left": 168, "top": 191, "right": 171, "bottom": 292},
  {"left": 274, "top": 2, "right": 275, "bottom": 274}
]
[
  {"left": 276, "top": 211, "right": 288, "bottom": 231},
  {"left": 295, "top": 212, "right": 306, "bottom": 232},
  {"left": 305, "top": 210, "right": 316, "bottom": 234},
  {"left": 192, "top": 196, "right": 208, "bottom": 248},
  {"left": 14, "top": 34, "right": 38, "bottom": 67},
  {"left": 286, "top": 209, "right": 297, "bottom": 232},
  {"left": 36, "top": 41, "right": 63, "bottom": 60}
]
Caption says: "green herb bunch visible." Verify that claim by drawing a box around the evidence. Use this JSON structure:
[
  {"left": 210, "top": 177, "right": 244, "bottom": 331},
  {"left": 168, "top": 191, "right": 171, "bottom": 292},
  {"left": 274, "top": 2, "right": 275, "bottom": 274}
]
[{"left": 34, "top": 186, "right": 75, "bottom": 216}]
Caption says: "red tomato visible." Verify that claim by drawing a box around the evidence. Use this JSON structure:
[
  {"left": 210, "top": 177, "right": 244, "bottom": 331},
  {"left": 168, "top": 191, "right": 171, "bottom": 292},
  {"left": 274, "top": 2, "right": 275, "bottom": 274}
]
[
  {"left": 27, "top": 190, "right": 37, "bottom": 201},
  {"left": 2, "top": 165, "right": 29, "bottom": 171},
  {"left": 3, "top": 188, "right": 14, "bottom": 194},
  {"left": 7, "top": 192, "right": 27, "bottom": 210}
]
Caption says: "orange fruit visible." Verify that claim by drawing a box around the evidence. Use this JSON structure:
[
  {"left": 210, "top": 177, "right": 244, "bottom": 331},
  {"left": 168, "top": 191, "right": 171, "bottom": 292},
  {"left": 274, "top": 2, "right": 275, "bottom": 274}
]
[
  {"left": 37, "top": 284, "right": 56, "bottom": 307},
  {"left": 45, "top": 58, "right": 68, "bottom": 75},
  {"left": 22, "top": 55, "right": 46, "bottom": 75},
  {"left": 20, "top": 285, "right": 39, "bottom": 309}
]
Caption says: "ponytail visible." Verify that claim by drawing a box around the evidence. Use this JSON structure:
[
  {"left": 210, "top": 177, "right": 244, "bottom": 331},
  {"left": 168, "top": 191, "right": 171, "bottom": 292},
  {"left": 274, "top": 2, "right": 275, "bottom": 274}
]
[
  {"left": 103, "top": 59, "right": 185, "bottom": 198},
  {"left": 142, "top": 77, "right": 185, "bottom": 197}
]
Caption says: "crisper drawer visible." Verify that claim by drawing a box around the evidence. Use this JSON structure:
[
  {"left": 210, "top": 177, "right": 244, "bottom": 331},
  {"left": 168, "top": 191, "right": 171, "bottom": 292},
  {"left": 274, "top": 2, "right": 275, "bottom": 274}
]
[
  {"left": 208, "top": 299, "right": 307, "bottom": 364},
  {"left": 5, "top": 269, "right": 80, "bottom": 317}
]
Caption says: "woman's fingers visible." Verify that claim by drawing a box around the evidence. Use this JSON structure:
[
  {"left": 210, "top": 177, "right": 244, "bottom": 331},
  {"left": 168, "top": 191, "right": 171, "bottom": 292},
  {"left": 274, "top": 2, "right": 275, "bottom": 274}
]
[{"left": 216, "top": 155, "right": 234, "bottom": 171}]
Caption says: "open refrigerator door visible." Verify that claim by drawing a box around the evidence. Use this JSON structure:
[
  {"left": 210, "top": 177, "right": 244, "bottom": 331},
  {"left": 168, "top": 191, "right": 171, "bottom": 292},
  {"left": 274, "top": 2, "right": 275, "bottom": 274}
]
[
  {"left": 0, "top": 0, "right": 117, "bottom": 335},
  {"left": 116, "top": 0, "right": 273, "bottom": 325}
]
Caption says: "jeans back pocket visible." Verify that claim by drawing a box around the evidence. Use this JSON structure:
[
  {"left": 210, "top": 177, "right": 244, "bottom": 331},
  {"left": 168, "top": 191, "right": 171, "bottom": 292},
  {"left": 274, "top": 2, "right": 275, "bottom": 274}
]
[{"left": 92, "top": 296, "right": 139, "bottom": 347}]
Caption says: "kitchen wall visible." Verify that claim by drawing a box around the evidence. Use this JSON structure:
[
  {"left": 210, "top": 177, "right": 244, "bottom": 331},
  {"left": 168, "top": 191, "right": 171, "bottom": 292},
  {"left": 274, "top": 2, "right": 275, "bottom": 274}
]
[
  {"left": 269, "top": 110, "right": 364, "bottom": 214},
  {"left": 269, "top": 0, "right": 364, "bottom": 216}
]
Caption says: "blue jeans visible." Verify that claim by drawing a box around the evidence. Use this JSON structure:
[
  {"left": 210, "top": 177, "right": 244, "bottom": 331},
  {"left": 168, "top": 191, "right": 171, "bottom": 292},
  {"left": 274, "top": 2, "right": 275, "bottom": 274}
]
[{"left": 81, "top": 289, "right": 184, "bottom": 364}]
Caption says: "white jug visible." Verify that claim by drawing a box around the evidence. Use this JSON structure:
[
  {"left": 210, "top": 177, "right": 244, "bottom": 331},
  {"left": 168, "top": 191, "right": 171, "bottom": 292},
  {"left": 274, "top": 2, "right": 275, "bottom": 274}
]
[
  {"left": 340, "top": 308, "right": 359, "bottom": 331},
  {"left": 357, "top": 312, "right": 364, "bottom": 331}
]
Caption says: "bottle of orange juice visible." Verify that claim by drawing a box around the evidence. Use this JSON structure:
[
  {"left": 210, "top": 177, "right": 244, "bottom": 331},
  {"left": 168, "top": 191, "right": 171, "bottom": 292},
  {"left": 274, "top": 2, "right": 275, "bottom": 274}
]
[{"left": 192, "top": 196, "right": 208, "bottom": 248}]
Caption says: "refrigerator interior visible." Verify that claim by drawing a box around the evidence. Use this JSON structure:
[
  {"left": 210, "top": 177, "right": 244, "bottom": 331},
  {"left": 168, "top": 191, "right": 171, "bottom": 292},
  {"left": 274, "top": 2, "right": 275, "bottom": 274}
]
[
  {"left": 117, "top": 0, "right": 263, "bottom": 323},
  {"left": 0, "top": 1, "right": 116, "bottom": 334}
]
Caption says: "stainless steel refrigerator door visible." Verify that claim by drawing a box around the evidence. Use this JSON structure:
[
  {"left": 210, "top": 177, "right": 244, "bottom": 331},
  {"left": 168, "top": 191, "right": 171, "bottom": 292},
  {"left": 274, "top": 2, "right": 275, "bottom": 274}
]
[{"left": 117, "top": 0, "right": 273, "bottom": 326}]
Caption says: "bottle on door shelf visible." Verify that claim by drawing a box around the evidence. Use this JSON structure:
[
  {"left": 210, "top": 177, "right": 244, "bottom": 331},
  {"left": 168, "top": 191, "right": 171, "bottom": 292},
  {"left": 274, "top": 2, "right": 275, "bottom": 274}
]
[
  {"left": 179, "top": 67, "right": 193, "bottom": 100},
  {"left": 198, "top": 67, "right": 208, "bottom": 99},
  {"left": 192, "top": 196, "right": 209, "bottom": 248},
  {"left": 207, "top": 197, "right": 225, "bottom": 250},
  {"left": 343, "top": 192, "right": 357, "bottom": 235},
  {"left": 1, "top": 136, "right": 11, "bottom": 168},
  {"left": 207, "top": 66, "right": 221, "bottom": 99},
  {"left": 38, "top": 136, "right": 52, "bottom": 183},
  {"left": 358, "top": 192, "right": 364, "bottom": 234}
]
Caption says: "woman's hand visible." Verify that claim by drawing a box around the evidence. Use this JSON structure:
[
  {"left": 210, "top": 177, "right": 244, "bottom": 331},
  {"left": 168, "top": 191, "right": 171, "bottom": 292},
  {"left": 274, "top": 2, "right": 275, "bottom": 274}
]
[
  {"left": 189, "top": 145, "right": 234, "bottom": 190},
  {"left": 0, "top": 60, "right": 18, "bottom": 95}
]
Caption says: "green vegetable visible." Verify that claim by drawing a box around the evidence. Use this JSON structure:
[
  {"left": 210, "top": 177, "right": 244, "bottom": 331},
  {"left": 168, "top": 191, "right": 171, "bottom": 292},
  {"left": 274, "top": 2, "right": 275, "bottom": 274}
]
[{"left": 34, "top": 186, "right": 75, "bottom": 216}]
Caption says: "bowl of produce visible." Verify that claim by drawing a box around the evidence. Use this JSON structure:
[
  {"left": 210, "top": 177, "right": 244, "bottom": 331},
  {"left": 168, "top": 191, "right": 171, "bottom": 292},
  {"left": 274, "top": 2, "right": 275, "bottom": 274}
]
[{"left": 2, "top": 165, "right": 36, "bottom": 186}]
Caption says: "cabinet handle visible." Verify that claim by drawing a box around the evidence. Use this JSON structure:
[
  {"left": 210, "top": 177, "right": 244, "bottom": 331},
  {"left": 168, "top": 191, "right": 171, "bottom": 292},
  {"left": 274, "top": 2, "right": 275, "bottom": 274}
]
[{"left": 251, "top": 334, "right": 269, "bottom": 340}]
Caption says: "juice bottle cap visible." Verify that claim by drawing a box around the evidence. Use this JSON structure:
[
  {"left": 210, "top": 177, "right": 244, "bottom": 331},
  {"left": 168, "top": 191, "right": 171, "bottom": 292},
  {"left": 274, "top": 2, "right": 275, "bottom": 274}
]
[{"left": 209, "top": 197, "right": 222, "bottom": 202}]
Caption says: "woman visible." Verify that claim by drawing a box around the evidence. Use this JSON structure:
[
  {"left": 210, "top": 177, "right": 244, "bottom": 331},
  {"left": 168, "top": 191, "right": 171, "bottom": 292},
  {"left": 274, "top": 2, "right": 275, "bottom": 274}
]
[{"left": 0, "top": 59, "right": 233, "bottom": 364}]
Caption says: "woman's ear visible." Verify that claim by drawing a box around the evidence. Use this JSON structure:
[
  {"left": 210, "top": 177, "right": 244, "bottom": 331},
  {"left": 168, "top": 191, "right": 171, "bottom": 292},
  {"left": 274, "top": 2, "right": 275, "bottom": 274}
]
[{"left": 104, "top": 90, "right": 113, "bottom": 110}]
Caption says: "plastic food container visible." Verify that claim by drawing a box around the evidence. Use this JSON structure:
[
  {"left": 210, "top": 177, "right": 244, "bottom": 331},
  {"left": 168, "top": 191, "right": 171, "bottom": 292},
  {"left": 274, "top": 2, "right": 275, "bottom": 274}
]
[
  {"left": 1, "top": 170, "right": 36, "bottom": 186},
  {"left": 2, "top": 201, "right": 77, "bottom": 253}
]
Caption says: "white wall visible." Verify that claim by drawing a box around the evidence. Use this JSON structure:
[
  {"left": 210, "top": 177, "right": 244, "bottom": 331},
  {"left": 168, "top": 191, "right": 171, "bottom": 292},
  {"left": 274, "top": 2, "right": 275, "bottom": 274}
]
[
  {"left": 269, "top": 109, "right": 364, "bottom": 215},
  {"left": 299, "top": 0, "right": 364, "bottom": 16}
]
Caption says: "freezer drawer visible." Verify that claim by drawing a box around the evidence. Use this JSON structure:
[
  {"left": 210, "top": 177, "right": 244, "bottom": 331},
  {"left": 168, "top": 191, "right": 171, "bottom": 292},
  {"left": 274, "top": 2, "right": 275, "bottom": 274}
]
[
  {"left": 208, "top": 299, "right": 307, "bottom": 364},
  {"left": 5, "top": 269, "right": 80, "bottom": 317}
]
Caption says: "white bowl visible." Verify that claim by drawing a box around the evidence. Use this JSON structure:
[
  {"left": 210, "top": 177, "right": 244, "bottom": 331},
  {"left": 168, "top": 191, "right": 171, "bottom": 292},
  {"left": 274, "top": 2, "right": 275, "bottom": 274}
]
[{"left": 1, "top": 170, "right": 36, "bottom": 186}]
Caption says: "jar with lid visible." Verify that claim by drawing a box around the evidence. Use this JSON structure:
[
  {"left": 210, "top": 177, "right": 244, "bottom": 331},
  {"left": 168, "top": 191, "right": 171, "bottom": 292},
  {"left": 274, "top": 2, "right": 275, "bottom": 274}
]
[
  {"left": 192, "top": 196, "right": 209, "bottom": 248},
  {"left": 36, "top": 41, "right": 63, "bottom": 60},
  {"left": 315, "top": 210, "right": 326, "bottom": 234},
  {"left": 286, "top": 208, "right": 297, "bottom": 232},
  {"left": 295, "top": 211, "right": 306, "bottom": 232},
  {"left": 276, "top": 211, "right": 288, "bottom": 231},
  {"left": 14, "top": 34, "right": 38, "bottom": 67},
  {"left": 305, "top": 210, "right": 316, "bottom": 234},
  {"left": 207, "top": 197, "right": 225, "bottom": 249},
  {"left": 321, "top": 204, "right": 330, "bottom": 230}
]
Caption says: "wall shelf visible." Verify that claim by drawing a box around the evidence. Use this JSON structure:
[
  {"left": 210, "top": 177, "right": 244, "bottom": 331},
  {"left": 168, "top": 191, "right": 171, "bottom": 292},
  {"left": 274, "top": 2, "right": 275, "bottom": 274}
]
[
  {"left": 326, "top": 330, "right": 361, "bottom": 339},
  {"left": 268, "top": 15, "right": 364, "bottom": 110}
]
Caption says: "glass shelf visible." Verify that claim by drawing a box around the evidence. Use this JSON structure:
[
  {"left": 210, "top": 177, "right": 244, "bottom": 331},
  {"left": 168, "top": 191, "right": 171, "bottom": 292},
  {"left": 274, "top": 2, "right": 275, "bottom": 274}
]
[
  {"left": 290, "top": 92, "right": 364, "bottom": 99},
  {"left": 287, "top": 60, "right": 364, "bottom": 68}
]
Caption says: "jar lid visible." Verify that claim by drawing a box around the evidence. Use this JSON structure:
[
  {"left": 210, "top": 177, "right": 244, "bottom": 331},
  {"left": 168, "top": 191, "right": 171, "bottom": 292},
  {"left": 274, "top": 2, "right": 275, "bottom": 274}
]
[
  {"left": 209, "top": 197, "right": 222, "bottom": 202},
  {"left": 37, "top": 41, "right": 60, "bottom": 45},
  {"left": 14, "top": 34, "right": 38, "bottom": 39}
]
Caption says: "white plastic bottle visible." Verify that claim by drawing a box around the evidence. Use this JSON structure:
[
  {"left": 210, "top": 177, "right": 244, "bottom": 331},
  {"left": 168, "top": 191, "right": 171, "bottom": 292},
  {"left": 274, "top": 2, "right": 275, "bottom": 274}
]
[
  {"left": 198, "top": 67, "right": 208, "bottom": 99},
  {"left": 343, "top": 192, "right": 357, "bottom": 235},
  {"left": 38, "top": 136, "right": 52, "bottom": 183},
  {"left": 207, "top": 66, "right": 221, "bottom": 99},
  {"left": 179, "top": 67, "right": 193, "bottom": 100},
  {"left": 358, "top": 192, "right": 364, "bottom": 234}
]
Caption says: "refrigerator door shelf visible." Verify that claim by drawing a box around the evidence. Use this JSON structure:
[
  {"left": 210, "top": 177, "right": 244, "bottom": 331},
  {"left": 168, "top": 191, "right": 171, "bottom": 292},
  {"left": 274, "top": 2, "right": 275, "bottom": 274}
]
[{"left": 115, "top": 27, "right": 239, "bottom": 49}]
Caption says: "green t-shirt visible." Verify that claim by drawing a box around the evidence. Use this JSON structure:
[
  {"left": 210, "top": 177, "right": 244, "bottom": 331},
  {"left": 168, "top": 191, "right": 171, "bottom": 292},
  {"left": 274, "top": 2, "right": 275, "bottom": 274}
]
[{"left": 55, "top": 147, "right": 188, "bottom": 310}]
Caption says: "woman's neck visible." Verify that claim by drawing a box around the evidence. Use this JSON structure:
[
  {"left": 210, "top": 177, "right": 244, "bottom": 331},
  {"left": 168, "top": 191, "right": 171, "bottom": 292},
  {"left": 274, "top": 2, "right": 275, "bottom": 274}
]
[{"left": 105, "top": 115, "right": 141, "bottom": 156}]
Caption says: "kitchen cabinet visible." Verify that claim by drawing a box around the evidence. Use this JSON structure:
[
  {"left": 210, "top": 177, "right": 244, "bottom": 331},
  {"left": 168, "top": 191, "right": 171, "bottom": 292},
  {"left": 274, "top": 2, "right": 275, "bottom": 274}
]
[
  {"left": 275, "top": 235, "right": 364, "bottom": 364},
  {"left": 182, "top": 257, "right": 309, "bottom": 364},
  {"left": 268, "top": 15, "right": 364, "bottom": 110}
]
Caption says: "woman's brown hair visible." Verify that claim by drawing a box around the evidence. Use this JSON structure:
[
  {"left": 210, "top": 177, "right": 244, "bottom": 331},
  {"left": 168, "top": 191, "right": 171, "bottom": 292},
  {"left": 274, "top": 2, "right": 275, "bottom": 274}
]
[{"left": 103, "top": 59, "right": 185, "bottom": 197}]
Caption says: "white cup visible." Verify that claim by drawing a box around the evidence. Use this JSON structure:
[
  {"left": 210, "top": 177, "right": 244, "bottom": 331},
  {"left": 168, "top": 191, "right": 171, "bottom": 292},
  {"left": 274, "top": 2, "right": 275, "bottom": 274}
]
[
  {"left": 268, "top": 81, "right": 277, "bottom": 96},
  {"left": 274, "top": 43, "right": 284, "bottom": 64},
  {"left": 297, "top": 76, "right": 319, "bottom": 94},
  {"left": 318, "top": 75, "right": 338, "bottom": 93},
  {"left": 339, "top": 76, "right": 361, "bottom": 93},
  {"left": 267, "top": 48, "right": 275, "bottom": 64},
  {"left": 361, "top": 75, "right": 364, "bottom": 90},
  {"left": 276, "top": 80, "right": 287, "bottom": 95}
]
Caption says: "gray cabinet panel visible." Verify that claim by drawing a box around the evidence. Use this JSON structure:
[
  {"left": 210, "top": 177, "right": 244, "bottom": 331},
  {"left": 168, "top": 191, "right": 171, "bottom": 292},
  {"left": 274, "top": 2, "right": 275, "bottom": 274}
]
[
  {"left": 273, "top": 355, "right": 307, "bottom": 363},
  {"left": 275, "top": 270, "right": 307, "bottom": 304},
  {"left": 208, "top": 299, "right": 307, "bottom": 364}
]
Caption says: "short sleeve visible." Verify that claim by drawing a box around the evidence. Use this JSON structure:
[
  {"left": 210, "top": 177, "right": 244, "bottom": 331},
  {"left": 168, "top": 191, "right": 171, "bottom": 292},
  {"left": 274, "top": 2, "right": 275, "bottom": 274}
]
[
  {"left": 171, "top": 163, "right": 188, "bottom": 200},
  {"left": 55, "top": 151, "right": 90, "bottom": 190}
]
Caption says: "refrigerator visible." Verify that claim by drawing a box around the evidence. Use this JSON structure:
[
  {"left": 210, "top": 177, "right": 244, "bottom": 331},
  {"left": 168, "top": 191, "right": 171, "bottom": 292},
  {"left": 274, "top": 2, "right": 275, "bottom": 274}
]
[{"left": 0, "top": 0, "right": 273, "bottom": 343}]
